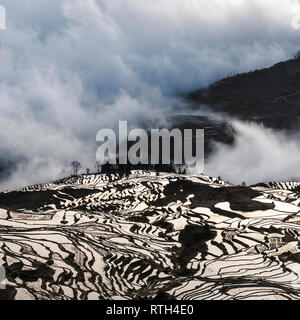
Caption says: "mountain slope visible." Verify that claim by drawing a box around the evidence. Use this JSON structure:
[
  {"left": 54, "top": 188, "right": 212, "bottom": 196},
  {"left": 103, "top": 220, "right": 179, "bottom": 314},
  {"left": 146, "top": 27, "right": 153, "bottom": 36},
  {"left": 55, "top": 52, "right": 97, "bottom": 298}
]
[
  {"left": 189, "top": 58, "right": 300, "bottom": 130},
  {"left": 0, "top": 171, "right": 300, "bottom": 300}
]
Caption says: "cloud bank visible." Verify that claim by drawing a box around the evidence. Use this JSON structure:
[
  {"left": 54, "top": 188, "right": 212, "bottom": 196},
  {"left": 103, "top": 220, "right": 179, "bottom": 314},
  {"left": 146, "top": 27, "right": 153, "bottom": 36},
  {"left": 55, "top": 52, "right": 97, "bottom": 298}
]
[
  {"left": 0, "top": 0, "right": 300, "bottom": 188},
  {"left": 206, "top": 121, "right": 300, "bottom": 185}
]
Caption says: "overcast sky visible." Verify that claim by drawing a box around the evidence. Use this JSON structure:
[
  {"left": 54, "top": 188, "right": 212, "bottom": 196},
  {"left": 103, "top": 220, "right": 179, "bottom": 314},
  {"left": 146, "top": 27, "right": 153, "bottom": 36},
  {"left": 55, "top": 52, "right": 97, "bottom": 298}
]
[{"left": 0, "top": 0, "right": 300, "bottom": 188}]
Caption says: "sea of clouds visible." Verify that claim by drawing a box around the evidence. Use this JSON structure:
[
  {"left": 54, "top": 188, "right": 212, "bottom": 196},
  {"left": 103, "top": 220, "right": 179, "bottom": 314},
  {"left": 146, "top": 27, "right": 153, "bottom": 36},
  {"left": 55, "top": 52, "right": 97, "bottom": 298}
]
[{"left": 0, "top": 0, "right": 300, "bottom": 188}]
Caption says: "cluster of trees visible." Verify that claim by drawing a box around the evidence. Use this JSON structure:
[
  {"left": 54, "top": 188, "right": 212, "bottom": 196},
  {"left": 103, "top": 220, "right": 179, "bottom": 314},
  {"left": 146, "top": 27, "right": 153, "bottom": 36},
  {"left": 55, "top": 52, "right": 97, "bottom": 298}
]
[{"left": 70, "top": 161, "right": 187, "bottom": 177}]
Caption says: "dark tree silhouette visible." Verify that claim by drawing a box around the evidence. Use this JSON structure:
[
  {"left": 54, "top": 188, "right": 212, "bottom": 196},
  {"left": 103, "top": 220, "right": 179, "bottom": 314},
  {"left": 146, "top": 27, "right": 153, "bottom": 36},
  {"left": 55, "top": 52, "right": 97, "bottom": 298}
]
[
  {"left": 95, "top": 161, "right": 102, "bottom": 173},
  {"left": 71, "top": 161, "right": 81, "bottom": 175}
]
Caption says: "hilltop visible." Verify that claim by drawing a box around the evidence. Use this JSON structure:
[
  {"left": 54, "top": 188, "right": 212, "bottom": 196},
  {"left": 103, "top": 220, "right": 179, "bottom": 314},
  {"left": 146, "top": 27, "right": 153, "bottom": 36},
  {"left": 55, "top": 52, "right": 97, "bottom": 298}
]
[{"left": 189, "top": 57, "right": 300, "bottom": 130}]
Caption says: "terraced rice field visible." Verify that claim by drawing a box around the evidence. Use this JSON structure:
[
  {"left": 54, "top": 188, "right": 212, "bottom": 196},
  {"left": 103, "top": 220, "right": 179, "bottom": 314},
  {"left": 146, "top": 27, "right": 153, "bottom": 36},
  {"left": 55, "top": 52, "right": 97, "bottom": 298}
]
[{"left": 0, "top": 171, "right": 300, "bottom": 300}]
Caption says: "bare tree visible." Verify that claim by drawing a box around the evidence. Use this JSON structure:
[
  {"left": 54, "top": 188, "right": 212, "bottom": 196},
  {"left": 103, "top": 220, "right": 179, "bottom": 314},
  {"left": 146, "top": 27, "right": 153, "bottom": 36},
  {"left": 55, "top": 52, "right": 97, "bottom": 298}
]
[
  {"left": 95, "top": 161, "right": 102, "bottom": 173},
  {"left": 71, "top": 161, "right": 81, "bottom": 176}
]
